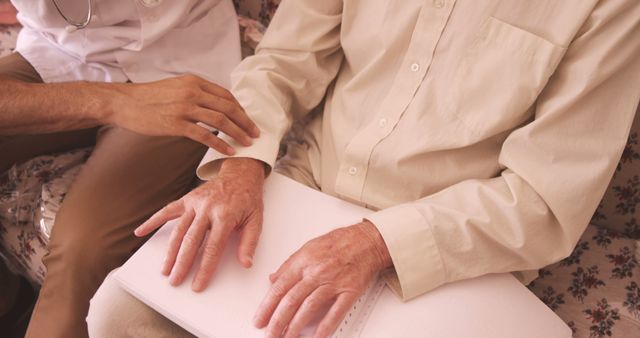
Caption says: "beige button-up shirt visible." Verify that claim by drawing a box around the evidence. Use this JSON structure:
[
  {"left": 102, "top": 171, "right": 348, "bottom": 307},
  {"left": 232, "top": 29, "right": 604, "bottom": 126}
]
[{"left": 199, "top": 0, "right": 640, "bottom": 300}]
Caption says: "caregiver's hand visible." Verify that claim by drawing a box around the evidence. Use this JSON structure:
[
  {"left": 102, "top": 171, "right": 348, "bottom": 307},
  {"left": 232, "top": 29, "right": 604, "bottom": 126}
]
[
  {"left": 134, "top": 157, "right": 266, "bottom": 291},
  {"left": 254, "top": 221, "right": 393, "bottom": 338},
  {"left": 0, "top": 74, "right": 260, "bottom": 147},
  {"left": 108, "top": 74, "right": 260, "bottom": 155}
]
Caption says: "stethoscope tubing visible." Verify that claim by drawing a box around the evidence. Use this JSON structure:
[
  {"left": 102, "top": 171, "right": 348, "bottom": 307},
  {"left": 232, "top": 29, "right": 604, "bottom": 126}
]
[
  {"left": 54, "top": 0, "right": 162, "bottom": 32},
  {"left": 53, "top": 0, "right": 93, "bottom": 30}
]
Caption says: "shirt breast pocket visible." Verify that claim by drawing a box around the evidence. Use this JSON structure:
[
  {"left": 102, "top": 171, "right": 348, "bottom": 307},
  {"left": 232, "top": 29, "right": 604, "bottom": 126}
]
[{"left": 447, "top": 16, "right": 566, "bottom": 138}]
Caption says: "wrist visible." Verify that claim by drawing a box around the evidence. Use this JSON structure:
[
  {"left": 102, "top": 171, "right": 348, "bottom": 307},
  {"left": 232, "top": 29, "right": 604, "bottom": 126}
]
[
  {"left": 220, "top": 158, "right": 267, "bottom": 179},
  {"left": 353, "top": 221, "right": 393, "bottom": 271},
  {"left": 80, "top": 81, "right": 120, "bottom": 125}
]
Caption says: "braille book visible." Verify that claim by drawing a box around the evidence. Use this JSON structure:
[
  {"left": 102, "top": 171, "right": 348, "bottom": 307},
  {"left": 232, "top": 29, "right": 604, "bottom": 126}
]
[{"left": 116, "top": 173, "right": 571, "bottom": 338}]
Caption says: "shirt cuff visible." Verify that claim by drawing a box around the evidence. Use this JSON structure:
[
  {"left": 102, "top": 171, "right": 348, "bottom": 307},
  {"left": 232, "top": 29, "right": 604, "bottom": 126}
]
[
  {"left": 196, "top": 131, "right": 281, "bottom": 180},
  {"left": 366, "top": 204, "right": 446, "bottom": 301}
]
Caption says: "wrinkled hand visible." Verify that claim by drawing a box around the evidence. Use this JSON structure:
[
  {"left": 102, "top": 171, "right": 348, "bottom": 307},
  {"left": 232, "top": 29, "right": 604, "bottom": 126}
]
[
  {"left": 254, "top": 221, "right": 393, "bottom": 338},
  {"left": 106, "top": 74, "right": 260, "bottom": 155},
  {"left": 135, "top": 158, "right": 266, "bottom": 291}
]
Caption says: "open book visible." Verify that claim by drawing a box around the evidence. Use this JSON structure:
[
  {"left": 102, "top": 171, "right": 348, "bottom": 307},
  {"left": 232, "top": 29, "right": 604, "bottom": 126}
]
[{"left": 116, "top": 173, "right": 571, "bottom": 338}]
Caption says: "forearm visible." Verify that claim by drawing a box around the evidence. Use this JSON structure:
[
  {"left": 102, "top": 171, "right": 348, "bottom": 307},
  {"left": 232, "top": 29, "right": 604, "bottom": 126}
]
[
  {"left": 197, "top": 0, "right": 344, "bottom": 178},
  {"left": 0, "top": 77, "right": 114, "bottom": 135}
]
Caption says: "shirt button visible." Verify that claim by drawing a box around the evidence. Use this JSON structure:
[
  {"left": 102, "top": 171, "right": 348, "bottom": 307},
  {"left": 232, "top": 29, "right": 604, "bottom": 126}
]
[
  {"left": 434, "top": 0, "right": 445, "bottom": 8},
  {"left": 378, "top": 118, "right": 388, "bottom": 128},
  {"left": 348, "top": 167, "right": 358, "bottom": 176},
  {"left": 410, "top": 63, "right": 420, "bottom": 72}
]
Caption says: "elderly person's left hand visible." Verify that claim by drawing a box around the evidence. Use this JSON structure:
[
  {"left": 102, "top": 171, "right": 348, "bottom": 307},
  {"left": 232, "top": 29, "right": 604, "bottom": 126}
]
[{"left": 254, "top": 220, "right": 393, "bottom": 338}]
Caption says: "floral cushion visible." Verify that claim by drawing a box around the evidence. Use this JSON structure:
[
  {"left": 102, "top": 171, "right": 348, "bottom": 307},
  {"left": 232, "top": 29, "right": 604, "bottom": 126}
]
[
  {"left": 592, "top": 108, "right": 640, "bottom": 239},
  {"left": 0, "top": 24, "right": 18, "bottom": 56},
  {"left": 528, "top": 224, "right": 640, "bottom": 338},
  {"left": 233, "top": 0, "right": 280, "bottom": 27},
  {"left": 238, "top": 15, "right": 267, "bottom": 58},
  {"left": 0, "top": 148, "right": 91, "bottom": 284}
]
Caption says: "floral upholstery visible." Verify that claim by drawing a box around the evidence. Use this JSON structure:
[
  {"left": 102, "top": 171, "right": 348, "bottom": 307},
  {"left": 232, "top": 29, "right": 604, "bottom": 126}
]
[
  {"left": 0, "top": 24, "right": 18, "bottom": 56},
  {"left": 0, "top": 2, "right": 639, "bottom": 337},
  {"left": 233, "top": 0, "right": 280, "bottom": 27},
  {"left": 0, "top": 148, "right": 91, "bottom": 284},
  {"left": 592, "top": 110, "right": 640, "bottom": 239},
  {"left": 528, "top": 225, "right": 640, "bottom": 337}
]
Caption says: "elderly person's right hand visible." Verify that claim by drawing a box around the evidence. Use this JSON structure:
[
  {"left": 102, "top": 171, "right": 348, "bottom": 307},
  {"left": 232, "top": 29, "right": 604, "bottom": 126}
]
[{"left": 134, "top": 157, "right": 266, "bottom": 291}]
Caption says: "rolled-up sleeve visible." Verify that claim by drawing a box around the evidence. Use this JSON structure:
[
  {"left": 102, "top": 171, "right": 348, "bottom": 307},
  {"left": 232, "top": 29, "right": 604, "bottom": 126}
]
[
  {"left": 367, "top": 0, "right": 640, "bottom": 300},
  {"left": 197, "top": 0, "right": 345, "bottom": 180}
]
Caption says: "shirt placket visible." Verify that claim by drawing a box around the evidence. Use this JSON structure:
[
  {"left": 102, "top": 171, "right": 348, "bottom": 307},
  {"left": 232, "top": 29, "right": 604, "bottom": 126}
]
[{"left": 334, "top": 0, "right": 456, "bottom": 204}]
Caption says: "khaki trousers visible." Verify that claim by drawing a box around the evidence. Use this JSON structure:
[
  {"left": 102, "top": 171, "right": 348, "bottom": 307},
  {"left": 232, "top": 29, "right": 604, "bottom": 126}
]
[{"left": 0, "top": 53, "right": 207, "bottom": 338}]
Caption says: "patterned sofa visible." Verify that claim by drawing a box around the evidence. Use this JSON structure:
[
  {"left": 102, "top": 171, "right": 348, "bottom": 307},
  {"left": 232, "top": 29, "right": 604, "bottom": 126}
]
[{"left": 0, "top": 1, "right": 638, "bottom": 337}]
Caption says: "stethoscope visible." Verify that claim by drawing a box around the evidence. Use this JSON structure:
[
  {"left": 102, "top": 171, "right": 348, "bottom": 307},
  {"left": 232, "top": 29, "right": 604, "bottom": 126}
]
[{"left": 53, "top": 0, "right": 163, "bottom": 33}]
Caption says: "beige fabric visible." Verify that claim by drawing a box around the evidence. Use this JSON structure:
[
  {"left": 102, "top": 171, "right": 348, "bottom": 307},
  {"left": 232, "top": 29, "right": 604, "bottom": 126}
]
[
  {"left": 87, "top": 271, "right": 195, "bottom": 338},
  {"left": 198, "top": 0, "right": 640, "bottom": 300}
]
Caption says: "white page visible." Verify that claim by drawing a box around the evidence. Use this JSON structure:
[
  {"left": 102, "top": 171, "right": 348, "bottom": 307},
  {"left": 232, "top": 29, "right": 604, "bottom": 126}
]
[
  {"left": 116, "top": 173, "right": 571, "bottom": 338},
  {"left": 362, "top": 273, "right": 571, "bottom": 338}
]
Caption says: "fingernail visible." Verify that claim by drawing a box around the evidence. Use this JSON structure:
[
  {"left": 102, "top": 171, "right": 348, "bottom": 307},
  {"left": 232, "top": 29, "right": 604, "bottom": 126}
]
[
  {"left": 169, "top": 274, "right": 179, "bottom": 286},
  {"left": 252, "top": 126, "right": 260, "bottom": 138},
  {"left": 227, "top": 147, "right": 236, "bottom": 155},
  {"left": 253, "top": 314, "right": 263, "bottom": 328},
  {"left": 192, "top": 281, "right": 204, "bottom": 292},
  {"left": 244, "top": 137, "right": 253, "bottom": 146},
  {"left": 244, "top": 256, "right": 253, "bottom": 268},
  {"left": 161, "top": 262, "right": 170, "bottom": 275}
]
